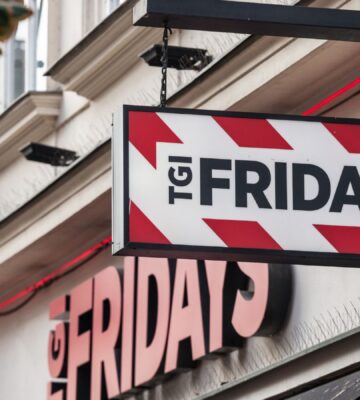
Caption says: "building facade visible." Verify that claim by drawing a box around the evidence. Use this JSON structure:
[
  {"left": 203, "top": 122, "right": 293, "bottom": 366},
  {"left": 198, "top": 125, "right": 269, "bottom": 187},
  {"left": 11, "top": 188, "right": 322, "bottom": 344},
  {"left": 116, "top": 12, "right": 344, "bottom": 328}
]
[{"left": 0, "top": 0, "right": 360, "bottom": 399}]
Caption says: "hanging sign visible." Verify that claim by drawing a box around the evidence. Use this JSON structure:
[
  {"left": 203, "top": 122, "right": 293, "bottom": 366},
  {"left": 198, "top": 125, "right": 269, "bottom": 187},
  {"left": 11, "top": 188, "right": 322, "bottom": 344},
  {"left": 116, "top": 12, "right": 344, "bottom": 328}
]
[{"left": 112, "top": 106, "right": 360, "bottom": 266}]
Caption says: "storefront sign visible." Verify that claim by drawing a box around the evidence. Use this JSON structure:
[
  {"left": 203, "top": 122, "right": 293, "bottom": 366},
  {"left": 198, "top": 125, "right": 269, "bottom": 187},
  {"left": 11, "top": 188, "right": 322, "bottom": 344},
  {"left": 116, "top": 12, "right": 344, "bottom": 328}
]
[
  {"left": 47, "top": 257, "right": 291, "bottom": 399},
  {"left": 113, "top": 106, "right": 360, "bottom": 266}
]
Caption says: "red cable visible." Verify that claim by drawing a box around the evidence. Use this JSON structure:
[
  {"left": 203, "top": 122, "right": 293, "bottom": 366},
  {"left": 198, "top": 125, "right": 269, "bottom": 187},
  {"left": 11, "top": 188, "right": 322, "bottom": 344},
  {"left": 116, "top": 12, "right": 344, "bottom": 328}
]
[
  {"left": 302, "top": 77, "right": 360, "bottom": 116},
  {"left": 0, "top": 77, "right": 359, "bottom": 312},
  {"left": 0, "top": 236, "right": 112, "bottom": 311}
]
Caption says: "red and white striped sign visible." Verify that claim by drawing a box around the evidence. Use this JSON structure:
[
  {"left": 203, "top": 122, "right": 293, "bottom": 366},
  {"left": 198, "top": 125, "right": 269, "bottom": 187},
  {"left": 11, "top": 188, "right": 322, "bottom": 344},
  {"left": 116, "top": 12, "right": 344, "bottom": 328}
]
[{"left": 112, "top": 106, "right": 360, "bottom": 266}]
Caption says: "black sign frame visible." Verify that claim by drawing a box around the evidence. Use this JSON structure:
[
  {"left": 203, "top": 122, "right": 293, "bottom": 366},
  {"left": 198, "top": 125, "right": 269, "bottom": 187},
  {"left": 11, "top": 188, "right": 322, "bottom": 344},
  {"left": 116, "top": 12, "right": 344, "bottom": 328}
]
[{"left": 112, "top": 105, "right": 360, "bottom": 267}]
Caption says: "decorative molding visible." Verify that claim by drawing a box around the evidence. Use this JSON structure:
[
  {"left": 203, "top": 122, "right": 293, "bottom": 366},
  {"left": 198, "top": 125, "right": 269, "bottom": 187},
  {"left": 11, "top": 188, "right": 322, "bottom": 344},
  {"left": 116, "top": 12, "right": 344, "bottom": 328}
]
[
  {"left": 0, "top": 141, "right": 111, "bottom": 295},
  {"left": 0, "top": 91, "right": 62, "bottom": 171},
  {"left": 45, "top": 0, "right": 300, "bottom": 100},
  {"left": 46, "top": 1, "right": 162, "bottom": 99}
]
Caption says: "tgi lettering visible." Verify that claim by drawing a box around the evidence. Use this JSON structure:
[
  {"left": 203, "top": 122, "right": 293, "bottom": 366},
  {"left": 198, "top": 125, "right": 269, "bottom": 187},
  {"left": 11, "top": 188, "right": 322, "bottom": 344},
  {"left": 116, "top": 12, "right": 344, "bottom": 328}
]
[{"left": 168, "top": 156, "right": 193, "bottom": 204}]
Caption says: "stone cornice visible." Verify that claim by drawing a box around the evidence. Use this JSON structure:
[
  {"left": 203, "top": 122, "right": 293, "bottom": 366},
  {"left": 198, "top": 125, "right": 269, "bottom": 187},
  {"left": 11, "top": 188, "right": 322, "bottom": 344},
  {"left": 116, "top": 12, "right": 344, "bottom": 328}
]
[
  {"left": 46, "top": 0, "right": 162, "bottom": 99},
  {"left": 0, "top": 140, "right": 111, "bottom": 299},
  {"left": 0, "top": 91, "right": 62, "bottom": 171}
]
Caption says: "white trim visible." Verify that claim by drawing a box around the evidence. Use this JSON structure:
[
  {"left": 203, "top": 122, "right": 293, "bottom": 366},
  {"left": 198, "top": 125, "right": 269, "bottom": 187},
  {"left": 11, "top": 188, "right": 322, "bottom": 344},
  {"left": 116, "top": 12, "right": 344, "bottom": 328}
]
[
  {"left": 112, "top": 108, "right": 124, "bottom": 254},
  {"left": 0, "top": 92, "right": 62, "bottom": 171},
  {"left": 107, "top": 0, "right": 120, "bottom": 14},
  {"left": 4, "top": 38, "right": 15, "bottom": 107},
  {"left": 25, "top": 0, "right": 37, "bottom": 91}
]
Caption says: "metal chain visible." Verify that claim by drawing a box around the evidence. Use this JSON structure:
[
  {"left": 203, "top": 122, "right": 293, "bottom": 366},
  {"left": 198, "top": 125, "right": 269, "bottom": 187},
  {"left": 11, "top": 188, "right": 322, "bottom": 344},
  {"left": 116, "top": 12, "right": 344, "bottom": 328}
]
[{"left": 160, "top": 23, "right": 172, "bottom": 108}]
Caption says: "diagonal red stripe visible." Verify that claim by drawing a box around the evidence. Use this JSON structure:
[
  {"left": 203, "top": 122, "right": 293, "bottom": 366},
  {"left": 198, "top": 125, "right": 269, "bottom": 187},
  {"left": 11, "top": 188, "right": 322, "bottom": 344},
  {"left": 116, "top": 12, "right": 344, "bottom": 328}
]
[
  {"left": 129, "top": 111, "right": 182, "bottom": 168},
  {"left": 314, "top": 224, "right": 360, "bottom": 254},
  {"left": 323, "top": 123, "right": 360, "bottom": 154},
  {"left": 130, "top": 202, "right": 171, "bottom": 244},
  {"left": 213, "top": 116, "right": 293, "bottom": 150},
  {"left": 203, "top": 219, "right": 282, "bottom": 250}
]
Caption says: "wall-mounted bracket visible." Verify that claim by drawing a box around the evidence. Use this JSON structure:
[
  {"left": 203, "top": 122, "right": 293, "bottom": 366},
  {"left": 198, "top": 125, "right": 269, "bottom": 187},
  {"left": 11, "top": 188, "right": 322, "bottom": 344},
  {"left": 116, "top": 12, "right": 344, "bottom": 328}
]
[{"left": 133, "top": 0, "right": 360, "bottom": 42}]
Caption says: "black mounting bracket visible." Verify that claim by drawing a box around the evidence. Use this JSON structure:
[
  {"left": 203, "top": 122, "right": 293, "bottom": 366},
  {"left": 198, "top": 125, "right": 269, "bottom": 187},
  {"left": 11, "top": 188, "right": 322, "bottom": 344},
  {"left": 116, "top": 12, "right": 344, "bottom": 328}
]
[
  {"left": 21, "top": 143, "right": 79, "bottom": 167},
  {"left": 133, "top": 0, "right": 360, "bottom": 42},
  {"left": 140, "top": 44, "right": 213, "bottom": 71}
]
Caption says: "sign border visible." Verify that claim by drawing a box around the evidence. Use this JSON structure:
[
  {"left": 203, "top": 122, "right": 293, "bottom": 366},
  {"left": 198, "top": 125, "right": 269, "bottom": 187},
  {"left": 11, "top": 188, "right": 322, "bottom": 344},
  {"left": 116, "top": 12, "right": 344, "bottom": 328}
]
[{"left": 113, "top": 105, "right": 360, "bottom": 267}]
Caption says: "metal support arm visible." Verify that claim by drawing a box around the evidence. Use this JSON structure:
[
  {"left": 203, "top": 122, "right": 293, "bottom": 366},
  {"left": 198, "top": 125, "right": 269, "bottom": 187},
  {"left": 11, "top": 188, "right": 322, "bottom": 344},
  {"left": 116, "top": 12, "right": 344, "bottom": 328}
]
[{"left": 133, "top": 0, "right": 360, "bottom": 42}]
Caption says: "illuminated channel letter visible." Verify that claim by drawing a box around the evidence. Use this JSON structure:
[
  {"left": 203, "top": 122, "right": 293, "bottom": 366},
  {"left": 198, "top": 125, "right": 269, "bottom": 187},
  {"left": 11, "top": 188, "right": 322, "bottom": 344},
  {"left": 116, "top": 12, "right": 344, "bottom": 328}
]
[
  {"left": 135, "top": 258, "right": 170, "bottom": 386},
  {"left": 120, "top": 257, "right": 136, "bottom": 393},
  {"left": 165, "top": 259, "right": 206, "bottom": 372},
  {"left": 204, "top": 260, "right": 227, "bottom": 352},
  {"left": 48, "top": 295, "right": 69, "bottom": 400},
  {"left": 231, "top": 263, "right": 269, "bottom": 337},
  {"left": 68, "top": 278, "right": 93, "bottom": 400},
  {"left": 91, "top": 267, "right": 122, "bottom": 400}
]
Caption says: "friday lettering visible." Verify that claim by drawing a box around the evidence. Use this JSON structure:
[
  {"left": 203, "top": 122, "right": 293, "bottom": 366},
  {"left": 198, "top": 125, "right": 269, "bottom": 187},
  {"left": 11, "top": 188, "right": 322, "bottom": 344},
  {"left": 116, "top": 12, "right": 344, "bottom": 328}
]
[
  {"left": 169, "top": 157, "right": 360, "bottom": 212},
  {"left": 47, "top": 257, "right": 291, "bottom": 399}
]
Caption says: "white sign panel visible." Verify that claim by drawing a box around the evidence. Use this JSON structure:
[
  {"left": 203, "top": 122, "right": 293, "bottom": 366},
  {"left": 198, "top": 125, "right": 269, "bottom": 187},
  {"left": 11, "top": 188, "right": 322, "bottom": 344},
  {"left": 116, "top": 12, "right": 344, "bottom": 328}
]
[{"left": 112, "top": 106, "right": 360, "bottom": 266}]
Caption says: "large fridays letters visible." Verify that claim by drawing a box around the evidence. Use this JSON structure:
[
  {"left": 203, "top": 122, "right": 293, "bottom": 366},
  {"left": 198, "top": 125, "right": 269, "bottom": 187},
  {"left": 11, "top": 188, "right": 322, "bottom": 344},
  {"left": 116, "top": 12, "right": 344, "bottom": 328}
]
[{"left": 48, "top": 258, "right": 291, "bottom": 399}]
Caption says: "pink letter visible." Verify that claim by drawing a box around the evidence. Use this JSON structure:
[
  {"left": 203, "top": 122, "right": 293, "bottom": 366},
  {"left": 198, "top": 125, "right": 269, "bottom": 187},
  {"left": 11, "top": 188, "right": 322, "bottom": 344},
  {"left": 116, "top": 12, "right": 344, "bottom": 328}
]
[
  {"left": 121, "top": 257, "right": 136, "bottom": 393},
  {"left": 68, "top": 278, "right": 93, "bottom": 400},
  {"left": 231, "top": 262, "right": 269, "bottom": 337},
  {"left": 48, "top": 295, "right": 69, "bottom": 379},
  {"left": 165, "top": 259, "right": 205, "bottom": 373},
  {"left": 204, "top": 260, "right": 227, "bottom": 352},
  {"left": 91, "top": 267, "right": 122, "bottom": 400},
  {"left": 48, "top": 295, "right": 69, "bottom": 399},
  {"left": 135, "top": 257, "right": 170, "bottom": 386}
]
